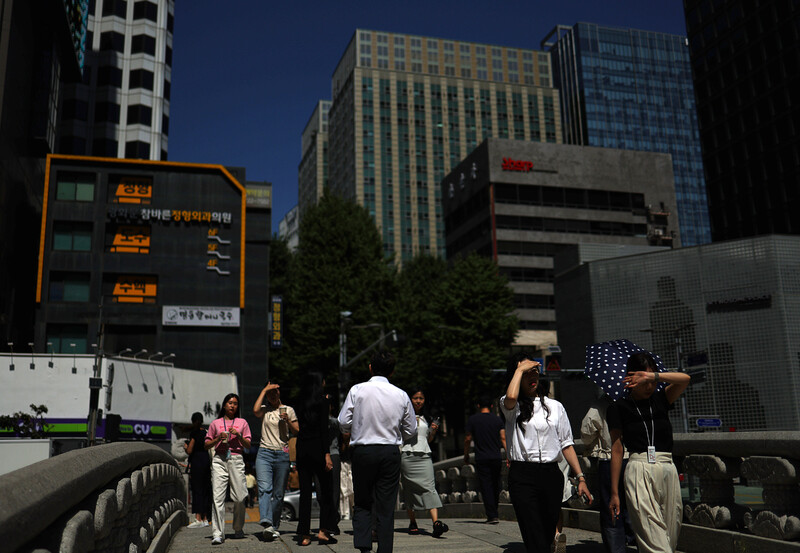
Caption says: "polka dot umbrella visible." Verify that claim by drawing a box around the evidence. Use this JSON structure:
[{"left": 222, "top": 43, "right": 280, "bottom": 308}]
[{"left": 584, "top": 339, "right": 667, "bottom": 401}]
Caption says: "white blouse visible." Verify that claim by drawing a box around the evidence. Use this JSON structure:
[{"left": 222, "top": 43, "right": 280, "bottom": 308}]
[
  {"left": 401, "top": 416, "right": 431, "bottom": 454},
  {"left": 500, "top": 396, "right": 574, "bottom": 463}
]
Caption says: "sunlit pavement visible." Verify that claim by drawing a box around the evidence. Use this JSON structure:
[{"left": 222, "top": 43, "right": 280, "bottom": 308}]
[{"left": 169, "top": 513, "right": 611, "bottom": 553}]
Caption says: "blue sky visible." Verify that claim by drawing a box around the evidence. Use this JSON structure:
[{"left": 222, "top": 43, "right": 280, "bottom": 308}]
[{"left": 168, "top": 1, "right": 689, "bottom": 233}]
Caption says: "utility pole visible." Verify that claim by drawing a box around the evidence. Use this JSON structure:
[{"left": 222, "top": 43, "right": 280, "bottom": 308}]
[{"left": 87, "top": 298, "right": 105, "bottom": 446}]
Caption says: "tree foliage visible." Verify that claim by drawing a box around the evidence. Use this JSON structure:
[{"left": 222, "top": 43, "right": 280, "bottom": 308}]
[
  {"left": 0, "top": 404, "right": 51, "bottom": 438},
  {"left": 270, "top": 194, "right": 518, "bottom": 437},
  {"left": 279, "top": 192, "right": 396, "bottom": 399},
  {"left": 391, "top": 253, "right": 517, "bottom": 428}
]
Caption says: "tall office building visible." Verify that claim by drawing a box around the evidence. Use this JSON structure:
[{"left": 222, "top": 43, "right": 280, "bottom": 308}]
[
  {"left": 298, "top": 100, "right": 330, "bottom": 217},
  {"left": 683, "top": 1, "right": 800, "bottom": 240},
  {"left": 0, "top": 0, "right": 87, "bottom": 347},
  {"left": 543, "top": 23, "right": 711, "bottom": 247},
  {"left": 325, "top": 29, "right": 561, "bottom": 261},
  {"left": 58, "top": 0, "right": 174, "bottom": 160}
]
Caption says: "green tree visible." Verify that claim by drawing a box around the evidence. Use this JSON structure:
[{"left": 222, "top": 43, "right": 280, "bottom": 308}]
[
  {"left": 391, "top": 253, "right": 517, "bottom": 452},
  {"left": 282, "top": 192, "right": 396, "bottom": 400}
]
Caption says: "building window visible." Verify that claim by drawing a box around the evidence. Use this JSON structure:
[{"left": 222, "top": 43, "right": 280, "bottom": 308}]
[
  {"left": 125, "top": 140, "right": 150, "bottom": 159},
  {"left": 53, "top": 222, "right": 92, "bottom": 251},
  {"left": 133, "top": 0, "right": 158, "bottom": 21},
  {"left": 161, "top": 113, "right": 169, "bottom": 135},
  {"left": 102, "top": 0, "right": 127, "bottom": 18},
  {"left": 61, "top": 98, "right": 88, "bottom": 121},
  {"left": 165, "top": 46, "right": 172, "bottom": 66},
  {"left": 129, "top": 69, "right": 154, "bottom": 90},
  {"left": 46, "top": 324, "right": 88, "bottom": 354},
  {"left": 56, "top": 172, "right": 95, "bottom": 201},
  {"left": 99, "top": 31, "right": 125, "bottom": 53},
  {"left": 97, "top": 65, "right": 123, "bottom": 87},
  {"left": 163, "top": 79, "right": 171, "bottom": 100},
  {"left": 95, "top": 101, "right": 120, "bottom": 123},
  {"left": 92, "top": 139, "right": 119, "bottom": 157},
  {"left": 131, "top": 34, "right": 156, "bottom": 55},
  {"left": 59, "top": 135, "right": 86, "bottom": 154},
  {"left": 167, "top": 11, "right": 174, "bottom": 33},
  {"left": 127, "top": 104, "right": 152, "bottom": 125},
  {"left": 49, "top": 272, "right": 91, "bottom": 302}
]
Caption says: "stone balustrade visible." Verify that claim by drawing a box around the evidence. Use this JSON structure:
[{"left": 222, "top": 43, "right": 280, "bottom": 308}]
[
  {"left": 0, "top": 442, "right": 188, "bottom": 553},
  {"left": 445, "top": 432, "right": 800, "bottom": 543}
]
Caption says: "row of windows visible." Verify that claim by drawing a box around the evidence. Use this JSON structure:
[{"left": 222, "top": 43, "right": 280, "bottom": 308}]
[
  {"left": 494, "top": 183, "right": 646, "bottom": 212},
  {"left": 62, "top": 99, "right": 162, "bottom": 128},
  {"left": 48, "top": 272, "right": 157, "bottom": 303},
  {"left": 98, "top": 30, "right": 172, "bottom": 64},
  {"left": 98, "top": 0, "right": 166, "bottom": 25},
  {"left": 513, "top": 294, "right": 555, "bottom": 310},
  {"left": 495, "top": 214, "right": 648, "bottom": 237}
]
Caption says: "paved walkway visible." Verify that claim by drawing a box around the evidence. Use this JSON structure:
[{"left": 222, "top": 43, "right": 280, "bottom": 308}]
[{"left": 168, "top": 507, "right": 609, "bottom": 553}]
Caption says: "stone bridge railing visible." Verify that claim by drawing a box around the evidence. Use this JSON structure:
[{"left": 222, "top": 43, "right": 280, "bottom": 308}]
[
  {"left": 0, "top": 442, "right": 188, "bottom": 553},
  {"left": 442, "top": 431, "right": 800, "bottom": 547}
]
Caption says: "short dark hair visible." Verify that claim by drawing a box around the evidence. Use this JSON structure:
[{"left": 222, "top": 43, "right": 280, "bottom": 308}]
[
  {"left": 191, "top": 412, "right": 203, "bottom": 425},
  {"left": 477, "top": 395, "right": 494, "bottom": 409},
  {"left": 370, "top": 350, "right": 396, "bottom": 377},
  {"left": 627, "top": 352, "right": 657, "bottom": 372}
]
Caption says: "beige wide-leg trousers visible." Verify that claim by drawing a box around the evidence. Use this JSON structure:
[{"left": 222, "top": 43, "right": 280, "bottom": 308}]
[
  {"left": 211, "top": 453, "right": 247, "bottom": 539},
  {"left": 624, "top": 452, "right": 682, "bottom": 553}
]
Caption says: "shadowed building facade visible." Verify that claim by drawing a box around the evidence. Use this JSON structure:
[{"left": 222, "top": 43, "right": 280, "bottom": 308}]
[{"left": 442, "top": 138, "right": 679, "bottom": 335}]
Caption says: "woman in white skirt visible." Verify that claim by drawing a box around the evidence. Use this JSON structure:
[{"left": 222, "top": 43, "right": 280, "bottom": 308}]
[{"left": 400, "top": 388, "right": 448, "bottom": 538}]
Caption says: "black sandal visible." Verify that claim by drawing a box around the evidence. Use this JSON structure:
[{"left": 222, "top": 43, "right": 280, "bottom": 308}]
[{"left": 408, "top": 521, "right": 420, "bottom": 535}]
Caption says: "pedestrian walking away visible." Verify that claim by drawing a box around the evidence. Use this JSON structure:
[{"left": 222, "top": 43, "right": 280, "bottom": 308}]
[
  {"left": 464, "top": 395, "right": 506, "bottom": 525},
  {"left": 581, "top": 390, "right": 636, "bottom": 553},
  {"left": 338, "top": 350, "right": 417, "bottom": 553},
  {"left": 253, "top": 381, "right": 297, "bottom": 541},
  {"left": 500, "top": 352, "right": 592, "bottom": 553},
  {"left": 401, "top": 388, "right": 448, "bottom": 538},
  {"left": 204, "top": 393, "right": 251, "bottom": 545},
  {"left": 607, "top": 352, "right": 690, "bottom": 553},
  {"left": 183, "top": 412, "right": 211, "bottom": 529},
  {"left": 295, "top": 371, "right": 337, "bottom": 546}
]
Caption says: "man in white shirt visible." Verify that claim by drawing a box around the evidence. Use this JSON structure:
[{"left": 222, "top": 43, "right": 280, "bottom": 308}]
[{"left": 338, "top": 350, "right": 417, "bottom": 553}]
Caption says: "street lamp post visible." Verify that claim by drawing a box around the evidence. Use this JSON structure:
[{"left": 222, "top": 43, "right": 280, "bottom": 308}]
[{"left": 339, "top": 311, "right": 352, "bottom": 406}]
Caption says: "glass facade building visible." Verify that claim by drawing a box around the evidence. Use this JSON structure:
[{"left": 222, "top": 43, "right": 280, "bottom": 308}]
[
  {"left": 683, "top": 1, "right": 800, "bottom": 241},
  {"left": 324, "top": 30, "right": 561, "bottom": 261},
  {"left": 544, "top": 23, "right": 711, "bottom": 246},
  {"left": 554, "top": 235, "right": 800, "bottom": 432}
]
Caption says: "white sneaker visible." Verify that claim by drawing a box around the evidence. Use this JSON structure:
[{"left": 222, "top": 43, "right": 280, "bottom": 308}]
[
  {"left": 263, "top": 526, "right": 280, "bottom": 540},
  {"left": 211, "top": 536, "right": 224, "bottom": 545},
  {"left": 202, "top": 521, "right": 210, "bottom": 527},
  {"left": 186, "top": 521, "right": 204, "bottom": 528}
]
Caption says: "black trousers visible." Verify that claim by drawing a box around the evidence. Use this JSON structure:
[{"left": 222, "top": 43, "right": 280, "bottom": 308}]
[
  {"left": 351, "top": 445, "right": 401, "bottom": 553},
  {"left": 475, "top": 458, "right": 502, "bottom": 519},
  {"left": 598, "top": 459, "right": 636, "bottom": 553},
  {"left": 296, "top": 442, "right": 336, "bottom": 535},
  {"left": 508, "top": 461, "right": 564, "bottom": 553}
]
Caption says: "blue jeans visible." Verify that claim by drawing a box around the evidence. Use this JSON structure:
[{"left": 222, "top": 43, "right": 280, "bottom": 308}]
[{"left": 255, "top": 447, "right": 291, "bottom": 528}]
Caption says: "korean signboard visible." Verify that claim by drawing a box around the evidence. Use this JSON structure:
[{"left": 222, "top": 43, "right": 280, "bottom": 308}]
[{"left": 162, "top": 306, "right": 240, "bottom": 327}]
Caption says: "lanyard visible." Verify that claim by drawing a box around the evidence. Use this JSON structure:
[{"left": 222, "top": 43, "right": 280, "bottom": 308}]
[
  {"left": 633, "top": 401, "right": 655, "bottom": 449},
  {"left": 223, "top": 417, "right": 235, "bottom": 434}
]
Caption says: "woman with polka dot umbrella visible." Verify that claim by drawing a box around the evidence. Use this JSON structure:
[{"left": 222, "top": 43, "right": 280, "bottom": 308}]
[{"left": 583, "top": 339, "right": 667, "bottom": 401}]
